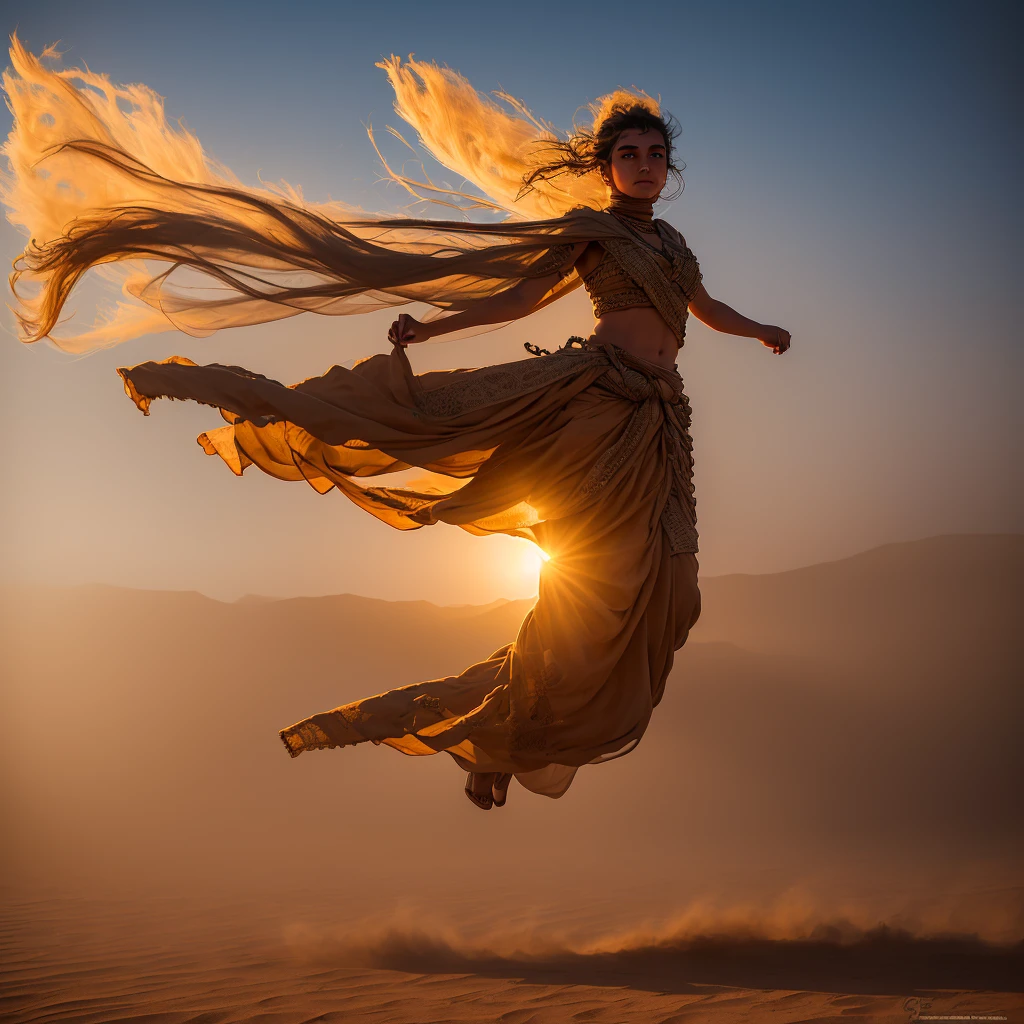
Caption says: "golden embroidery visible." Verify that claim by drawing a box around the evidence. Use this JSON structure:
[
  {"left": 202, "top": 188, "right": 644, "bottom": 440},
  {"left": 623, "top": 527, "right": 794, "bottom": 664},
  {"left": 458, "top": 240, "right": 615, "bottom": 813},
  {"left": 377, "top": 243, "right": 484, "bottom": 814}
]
[
  {"left": 660, "top": 395, "right": 698, "bottom": 553},
  {"left": 508, "top": 649, "right": 563, "bottom": 753},
  {"left": 600, "top": 238, "right": 690, "bottom": 344},
  {"left": 531, "top": 242, "right": 579, "bottom": 279},
  {"left": 668, "top": 246, "right": 703, "bottom": 301},
  {"left": 580, "top": 221, "right": 703, "bottom": 346},
  {"left": 413, "top": 347, "right": 602, "bottom": 419},
  {"left": 578, "top": 338, "right": 699, "bottom": 554},
  {"left": 661, "top": 483, "right": 699, "bottom": 555},
  {"left": 581, "top": 249, "right": 663, "bottom": 317},
  {"left": 280, "top": 720, "right": 333, "bottom": 758}
]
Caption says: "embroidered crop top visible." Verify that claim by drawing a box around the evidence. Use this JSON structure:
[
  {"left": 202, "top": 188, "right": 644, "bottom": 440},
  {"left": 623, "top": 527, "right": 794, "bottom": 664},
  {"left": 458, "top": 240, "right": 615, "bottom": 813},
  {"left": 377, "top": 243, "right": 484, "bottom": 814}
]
[
  {"left": 546, "top": 222, "right": 703, "bottom": 340},
  {"left": 582, "top": 245, "right": 667, "bottom": 318}
]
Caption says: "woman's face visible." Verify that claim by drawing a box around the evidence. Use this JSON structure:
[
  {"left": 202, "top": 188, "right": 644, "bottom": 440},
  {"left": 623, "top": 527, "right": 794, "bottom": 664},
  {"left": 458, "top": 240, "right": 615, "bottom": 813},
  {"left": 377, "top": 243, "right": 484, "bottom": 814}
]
[{"left": 603, "top": 127, "right": 668, "bottom": 200}]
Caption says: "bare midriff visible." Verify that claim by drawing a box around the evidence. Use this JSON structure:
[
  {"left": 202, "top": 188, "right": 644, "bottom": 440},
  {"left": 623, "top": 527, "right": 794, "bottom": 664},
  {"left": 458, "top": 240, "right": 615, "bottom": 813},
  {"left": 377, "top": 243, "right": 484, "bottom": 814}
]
[
  {"left": 592, "top": 306, "right": 681, "bottom": 369},
  {"left": 574, "top": 238, "right": 683, "bottom": 370}
]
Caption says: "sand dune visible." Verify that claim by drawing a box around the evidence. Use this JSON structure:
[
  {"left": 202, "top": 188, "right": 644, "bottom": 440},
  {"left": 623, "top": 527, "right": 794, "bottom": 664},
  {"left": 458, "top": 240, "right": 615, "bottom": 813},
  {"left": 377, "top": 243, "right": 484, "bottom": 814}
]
[
  {"left": 2, "top": 892, "right": 1021, "bottom": 1023},
  {"left": 1, "top": 534, "right": 1021, "bottom": 1019}
]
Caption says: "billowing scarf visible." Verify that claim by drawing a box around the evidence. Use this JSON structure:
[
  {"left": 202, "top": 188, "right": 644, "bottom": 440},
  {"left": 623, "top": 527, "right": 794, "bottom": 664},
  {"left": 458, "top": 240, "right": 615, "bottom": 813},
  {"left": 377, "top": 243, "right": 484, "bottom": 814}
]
[{"left": 1, "top": 36, "right": 693, "bottom": 353}]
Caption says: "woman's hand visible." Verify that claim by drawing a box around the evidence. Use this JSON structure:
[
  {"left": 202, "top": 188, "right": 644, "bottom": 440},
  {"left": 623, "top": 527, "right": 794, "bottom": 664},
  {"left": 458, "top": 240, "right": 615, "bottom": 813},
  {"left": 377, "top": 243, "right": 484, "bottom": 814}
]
[
  {"left": 757, "top": 325, "right": 792, "bottom": 355},
  {"left": 388, "top": 313, "right": 432, "bottom": 347}
]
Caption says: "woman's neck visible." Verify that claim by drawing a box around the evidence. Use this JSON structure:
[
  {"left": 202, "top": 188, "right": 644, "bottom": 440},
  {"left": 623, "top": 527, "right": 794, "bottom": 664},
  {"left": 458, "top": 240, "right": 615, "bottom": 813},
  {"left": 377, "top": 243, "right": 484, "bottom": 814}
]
[{"left": 605, "top": 191, "right": 655, "bottom": 222}]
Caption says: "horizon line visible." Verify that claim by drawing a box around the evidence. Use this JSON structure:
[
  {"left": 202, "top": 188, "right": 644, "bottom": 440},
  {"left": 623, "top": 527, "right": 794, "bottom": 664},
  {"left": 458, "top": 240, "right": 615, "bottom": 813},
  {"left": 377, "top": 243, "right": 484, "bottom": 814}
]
[{"left": 1, "top": 532, "right": 1018, "bottom": 609}]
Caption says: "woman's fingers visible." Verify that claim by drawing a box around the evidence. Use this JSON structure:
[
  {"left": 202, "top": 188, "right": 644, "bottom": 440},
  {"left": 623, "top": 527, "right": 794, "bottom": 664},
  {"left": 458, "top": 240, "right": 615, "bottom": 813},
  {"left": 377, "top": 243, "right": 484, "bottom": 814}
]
[
  {"left": 765, "top": 327, "right": 791, "bottom": 355},
  {"left": 388, "top": 313, "right": 418, "bottom": 346}
]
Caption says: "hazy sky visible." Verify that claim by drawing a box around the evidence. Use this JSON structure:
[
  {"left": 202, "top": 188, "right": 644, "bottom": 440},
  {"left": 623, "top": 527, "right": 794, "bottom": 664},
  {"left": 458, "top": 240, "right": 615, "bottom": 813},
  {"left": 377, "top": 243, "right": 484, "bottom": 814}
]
[{"left": 1, "top": 0, "right": 1020, "bottom": 603}]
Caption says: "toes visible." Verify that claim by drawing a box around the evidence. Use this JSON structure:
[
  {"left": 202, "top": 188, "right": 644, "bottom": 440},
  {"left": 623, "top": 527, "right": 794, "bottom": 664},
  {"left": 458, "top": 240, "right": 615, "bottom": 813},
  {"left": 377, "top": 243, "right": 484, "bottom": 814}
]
[{"left": 467, "top": 772, "right": 498, "bottom": 800}]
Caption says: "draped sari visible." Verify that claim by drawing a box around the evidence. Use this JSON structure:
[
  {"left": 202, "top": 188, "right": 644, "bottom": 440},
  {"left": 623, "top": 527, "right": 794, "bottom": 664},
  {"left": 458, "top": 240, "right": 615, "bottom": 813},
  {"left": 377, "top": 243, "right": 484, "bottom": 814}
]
[
  {"left": 2, "top": 37, "right": 704, "bottom": 797},
  {"left": 119, "top": 336, "right": 701, "bottom": 797}
]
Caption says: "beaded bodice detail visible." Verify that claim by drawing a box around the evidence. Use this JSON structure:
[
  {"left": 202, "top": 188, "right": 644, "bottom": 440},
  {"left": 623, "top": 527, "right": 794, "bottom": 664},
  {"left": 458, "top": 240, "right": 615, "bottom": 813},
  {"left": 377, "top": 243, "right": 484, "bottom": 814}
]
[
  {"left": 582, "top": 245, "right": 672, "bottom": 317},
  {"left": 584, "top": 226, "right": 701, "bottom": 315},
  {"left": 546, "top": 220, "right": 702, "bottom": 344},
  {"left": 538, "top": 217, "right": 703, "bottom": 345}
]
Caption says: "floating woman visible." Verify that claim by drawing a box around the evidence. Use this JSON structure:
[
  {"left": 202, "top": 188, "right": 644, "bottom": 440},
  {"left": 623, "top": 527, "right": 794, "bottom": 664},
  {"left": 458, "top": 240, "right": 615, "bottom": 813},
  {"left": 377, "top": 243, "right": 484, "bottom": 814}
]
[{"left": 2, "top": 37, "right": 790, "bottom": 810}]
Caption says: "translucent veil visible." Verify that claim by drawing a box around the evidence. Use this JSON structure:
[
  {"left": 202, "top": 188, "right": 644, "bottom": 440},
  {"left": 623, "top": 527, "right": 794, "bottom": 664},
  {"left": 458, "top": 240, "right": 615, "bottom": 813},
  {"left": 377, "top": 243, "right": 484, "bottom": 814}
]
[{"left": 0, "top": 36, "right": 638, "bottom": 354}]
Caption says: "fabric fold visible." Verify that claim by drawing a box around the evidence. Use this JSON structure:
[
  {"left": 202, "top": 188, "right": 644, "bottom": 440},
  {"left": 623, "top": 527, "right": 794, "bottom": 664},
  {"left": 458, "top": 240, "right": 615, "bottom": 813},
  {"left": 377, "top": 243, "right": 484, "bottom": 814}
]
[
  {"left": 5, "top": 37, "right": 707, "bottom": 802},
  {"left": 117, "top": 336, "right": 701, "bottom": 796},
  {"left": 2, "top": 38, "right": 698, "bottom": 354}
]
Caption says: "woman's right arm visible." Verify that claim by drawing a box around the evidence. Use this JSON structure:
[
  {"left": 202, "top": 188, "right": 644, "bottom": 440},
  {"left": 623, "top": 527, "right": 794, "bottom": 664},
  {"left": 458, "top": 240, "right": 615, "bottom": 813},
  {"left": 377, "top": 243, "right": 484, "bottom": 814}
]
[{"left": 389, "top": 242, "right": 587, "bottom": 346}]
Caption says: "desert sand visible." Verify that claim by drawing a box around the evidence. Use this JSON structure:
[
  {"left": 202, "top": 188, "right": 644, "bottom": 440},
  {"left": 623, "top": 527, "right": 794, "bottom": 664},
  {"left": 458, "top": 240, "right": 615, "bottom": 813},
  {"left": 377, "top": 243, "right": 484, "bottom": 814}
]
[{"left": 1, "top": 535, "right": 1022, "bottom": 1021}]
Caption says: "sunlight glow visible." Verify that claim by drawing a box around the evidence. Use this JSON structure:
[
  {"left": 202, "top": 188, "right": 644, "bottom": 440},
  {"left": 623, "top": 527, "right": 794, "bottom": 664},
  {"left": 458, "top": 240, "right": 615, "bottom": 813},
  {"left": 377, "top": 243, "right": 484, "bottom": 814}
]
[{"left": 514, "top": 539, "right": 550, "bottom": 593}]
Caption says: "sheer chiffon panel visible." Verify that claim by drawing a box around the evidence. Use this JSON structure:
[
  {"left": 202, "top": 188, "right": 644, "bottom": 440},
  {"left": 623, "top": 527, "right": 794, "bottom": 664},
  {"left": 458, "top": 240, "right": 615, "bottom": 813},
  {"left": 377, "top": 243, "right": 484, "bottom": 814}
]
[
  {"left": 3, "top": 40, "right": 710, "bottom": 798},
  {"left": 6, "top": 42, "right": 695, "bottom": 354},
  {"left": 117, "top": 339, "right": 701, "bottom": 796}
]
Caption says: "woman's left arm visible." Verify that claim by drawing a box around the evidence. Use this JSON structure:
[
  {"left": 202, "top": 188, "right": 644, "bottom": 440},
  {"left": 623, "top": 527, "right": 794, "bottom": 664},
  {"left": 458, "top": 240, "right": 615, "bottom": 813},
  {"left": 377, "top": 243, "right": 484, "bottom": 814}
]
[{"left": 688, "top": 282, "right": 791, "bottom": 355}]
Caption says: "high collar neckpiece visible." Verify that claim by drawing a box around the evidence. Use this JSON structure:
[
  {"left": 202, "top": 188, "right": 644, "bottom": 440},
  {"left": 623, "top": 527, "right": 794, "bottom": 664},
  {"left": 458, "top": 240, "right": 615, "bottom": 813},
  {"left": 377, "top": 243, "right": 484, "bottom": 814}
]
[{"left": 605, "top": 191, "right": 656, "bottom": 222}]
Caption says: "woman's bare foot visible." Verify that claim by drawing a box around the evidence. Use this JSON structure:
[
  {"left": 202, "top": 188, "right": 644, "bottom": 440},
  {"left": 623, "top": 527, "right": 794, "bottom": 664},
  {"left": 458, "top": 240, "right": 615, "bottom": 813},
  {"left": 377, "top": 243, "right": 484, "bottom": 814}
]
[
  {"left": 492, "top": 773, "right": 513, "bottom": 807},
  {"left": 465, "top": 771, "right": 498, "bottom": 810}
]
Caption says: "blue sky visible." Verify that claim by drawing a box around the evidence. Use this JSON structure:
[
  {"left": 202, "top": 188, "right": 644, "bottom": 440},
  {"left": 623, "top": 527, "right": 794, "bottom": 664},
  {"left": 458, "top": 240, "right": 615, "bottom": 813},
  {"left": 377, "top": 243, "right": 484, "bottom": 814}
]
[{"left": 1, "top": 1, "right": 1020, "bottom": 601}]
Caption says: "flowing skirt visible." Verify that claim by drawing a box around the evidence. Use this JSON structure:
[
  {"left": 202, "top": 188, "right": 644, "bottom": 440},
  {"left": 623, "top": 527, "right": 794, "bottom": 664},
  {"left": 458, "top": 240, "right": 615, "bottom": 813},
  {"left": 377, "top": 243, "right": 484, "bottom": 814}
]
[{"left": 118, "top": 336, "right": 701, "bottom": 797}]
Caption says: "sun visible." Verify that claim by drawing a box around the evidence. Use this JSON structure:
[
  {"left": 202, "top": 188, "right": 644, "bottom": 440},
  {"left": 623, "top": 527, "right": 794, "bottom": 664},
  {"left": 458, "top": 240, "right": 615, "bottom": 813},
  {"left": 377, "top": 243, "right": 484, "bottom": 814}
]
[{"left": 516, "top": 540, "right": 550, "bottom": 588}]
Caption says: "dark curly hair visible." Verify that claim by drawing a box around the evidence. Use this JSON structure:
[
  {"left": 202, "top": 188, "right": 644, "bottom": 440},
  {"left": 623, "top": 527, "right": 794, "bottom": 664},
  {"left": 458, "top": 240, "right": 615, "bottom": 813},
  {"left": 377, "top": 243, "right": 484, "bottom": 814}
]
[{"left": 518, "top": 91, "right": 685, "bottom": 203}]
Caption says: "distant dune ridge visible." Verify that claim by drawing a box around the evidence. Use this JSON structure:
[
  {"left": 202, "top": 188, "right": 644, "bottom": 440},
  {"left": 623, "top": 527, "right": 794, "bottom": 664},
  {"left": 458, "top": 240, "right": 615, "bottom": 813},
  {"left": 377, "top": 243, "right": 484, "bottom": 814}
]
[{"left": 1, "top": 534, "right": 1022, "bottom": 1020}]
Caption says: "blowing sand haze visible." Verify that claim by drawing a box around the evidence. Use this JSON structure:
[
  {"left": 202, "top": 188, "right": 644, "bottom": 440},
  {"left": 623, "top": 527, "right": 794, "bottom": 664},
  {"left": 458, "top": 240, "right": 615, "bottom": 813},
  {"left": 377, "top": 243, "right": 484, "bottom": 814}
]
[{"left": 2, "top": 5, "right": 1021, "bottom": 1021}]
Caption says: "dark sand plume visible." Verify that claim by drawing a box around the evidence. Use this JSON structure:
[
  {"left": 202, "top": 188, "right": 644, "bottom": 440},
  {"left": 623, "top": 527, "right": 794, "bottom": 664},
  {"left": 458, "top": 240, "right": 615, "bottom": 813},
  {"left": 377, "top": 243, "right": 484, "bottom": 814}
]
[{"left": 1, "top": 535, "right": 1021, "bottom": 1021}]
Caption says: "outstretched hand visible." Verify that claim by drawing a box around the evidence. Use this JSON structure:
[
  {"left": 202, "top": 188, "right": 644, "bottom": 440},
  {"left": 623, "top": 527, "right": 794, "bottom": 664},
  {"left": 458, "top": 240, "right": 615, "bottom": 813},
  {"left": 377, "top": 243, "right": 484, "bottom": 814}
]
[
  {"left": 758, "top": 325, "right": 792, "bottom": 355},
  {"left": 388, "top": 313, "right": 430, "bottom": 347}
]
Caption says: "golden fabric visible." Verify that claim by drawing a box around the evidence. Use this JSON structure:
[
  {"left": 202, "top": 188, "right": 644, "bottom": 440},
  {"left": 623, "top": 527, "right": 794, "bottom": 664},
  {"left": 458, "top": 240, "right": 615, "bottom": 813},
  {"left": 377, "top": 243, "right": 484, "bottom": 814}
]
[
  {"left": 118, "top": 337, "right": 701, "bottom": 797},
  {"left": 4, "top": 39, "right": 706, "bottom": 799},
  {"left": 546, "top": 223, "right": 705, "bottom": 342},
  {"left": 1, "top": 40, "right": 684, "bottom": 354},
  {"left": 583, "top": 247, "right": 673, "bottom": 318},
  {"left": 590, "top": 225, "right": 704, "bottom": 344}
]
